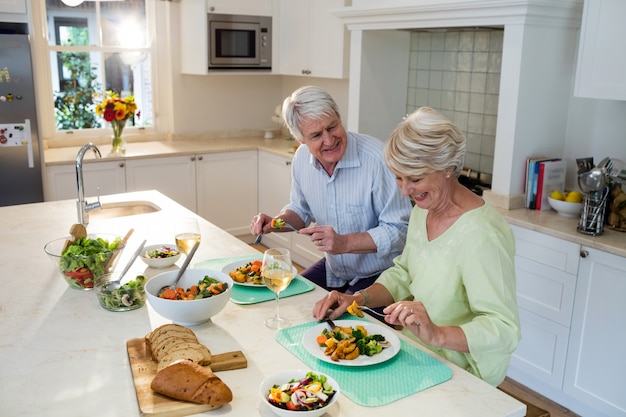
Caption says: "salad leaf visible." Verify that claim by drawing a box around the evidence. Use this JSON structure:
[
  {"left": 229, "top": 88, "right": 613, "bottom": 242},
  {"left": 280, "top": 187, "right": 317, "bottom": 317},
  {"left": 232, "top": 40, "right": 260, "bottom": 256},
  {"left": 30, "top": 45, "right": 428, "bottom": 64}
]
[{"left": 60, "top": 236, "right": 122, "bottom": 279}]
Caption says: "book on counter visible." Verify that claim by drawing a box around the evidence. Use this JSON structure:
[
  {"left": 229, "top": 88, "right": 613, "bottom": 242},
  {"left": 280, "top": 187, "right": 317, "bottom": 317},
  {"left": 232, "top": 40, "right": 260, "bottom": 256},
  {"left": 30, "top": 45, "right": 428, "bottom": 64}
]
[{"left": 525, "top": 157, "right": 565, "bottom": 210}]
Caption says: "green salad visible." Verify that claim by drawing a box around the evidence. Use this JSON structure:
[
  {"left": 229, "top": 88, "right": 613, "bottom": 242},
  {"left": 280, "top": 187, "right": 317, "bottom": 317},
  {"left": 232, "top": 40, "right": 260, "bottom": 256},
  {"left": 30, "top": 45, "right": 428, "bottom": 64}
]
[
  {"left": 60, "top": 236, "right": 122, "bottom": 289},
  {"left": 97, "top": 275, "right": 146, "bottom": 311}
]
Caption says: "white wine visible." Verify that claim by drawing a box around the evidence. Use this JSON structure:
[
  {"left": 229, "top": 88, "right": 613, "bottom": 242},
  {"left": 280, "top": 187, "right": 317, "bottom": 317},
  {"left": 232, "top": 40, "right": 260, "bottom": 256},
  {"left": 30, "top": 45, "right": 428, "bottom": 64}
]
[
  {"left": 175, "top": 233, "right": 201, "bottom": 255},
  {"left": 262, "top": 268, "right": 293, "bottom": 292}
]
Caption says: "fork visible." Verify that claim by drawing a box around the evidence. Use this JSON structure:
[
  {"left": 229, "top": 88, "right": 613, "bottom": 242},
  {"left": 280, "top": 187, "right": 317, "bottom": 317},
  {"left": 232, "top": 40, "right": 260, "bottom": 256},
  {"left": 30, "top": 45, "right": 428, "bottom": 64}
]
[
  {"left": 273, "top": 222, "right": 299, "bottom": 232},
  {"left": 359, "top": 305, "right": 387, "bottom": 318}
]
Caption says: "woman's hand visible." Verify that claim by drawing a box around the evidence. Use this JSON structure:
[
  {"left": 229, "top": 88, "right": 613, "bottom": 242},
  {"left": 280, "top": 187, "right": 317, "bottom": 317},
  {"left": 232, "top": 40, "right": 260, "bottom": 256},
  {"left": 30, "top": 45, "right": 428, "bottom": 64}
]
[
  {"left": 383, "top": 301, "right": 437, "bottom": 344},
  {"left": 312, "top": 290, "right": 356, "bottom": 321},
  {"left": 384, "top": 301, "right": 469, "bottom": 352}
]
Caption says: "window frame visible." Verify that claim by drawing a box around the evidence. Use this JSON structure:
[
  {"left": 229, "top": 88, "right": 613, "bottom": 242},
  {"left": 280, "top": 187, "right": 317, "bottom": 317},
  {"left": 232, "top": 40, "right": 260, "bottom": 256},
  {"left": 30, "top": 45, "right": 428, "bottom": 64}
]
[{"left": 31, "top": 0, "right": 159, "bottom": 145}]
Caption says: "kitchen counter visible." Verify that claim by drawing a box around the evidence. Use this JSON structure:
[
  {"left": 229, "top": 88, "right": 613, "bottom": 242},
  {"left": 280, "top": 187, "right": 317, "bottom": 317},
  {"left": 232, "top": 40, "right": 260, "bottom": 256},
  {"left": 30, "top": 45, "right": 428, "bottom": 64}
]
[
  {"left": 44, "top": 137, "right": 299, "bottom": 166},
  {"left": 0, "top": 190, "right": 525, "bottom": 417},
  {"left": 497, "top": 206, "right": 626, "bottom": 258}
]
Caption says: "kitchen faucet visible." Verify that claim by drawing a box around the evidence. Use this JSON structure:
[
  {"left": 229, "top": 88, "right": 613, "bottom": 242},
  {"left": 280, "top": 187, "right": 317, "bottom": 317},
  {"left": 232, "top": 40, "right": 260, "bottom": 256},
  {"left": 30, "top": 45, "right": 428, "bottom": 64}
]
[{"left": 75, "top": 143, "right": 102, "bottom": 226}]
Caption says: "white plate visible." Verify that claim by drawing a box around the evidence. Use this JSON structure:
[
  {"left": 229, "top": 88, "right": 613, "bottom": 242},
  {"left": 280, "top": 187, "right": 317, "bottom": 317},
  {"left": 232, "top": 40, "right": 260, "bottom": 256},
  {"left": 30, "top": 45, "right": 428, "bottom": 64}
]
[
  {"left": 302, "top": 319, "right": 401, "bottom": 366},
  {"left": 221, "top": 260, "right": 298, "bottom": 287}
]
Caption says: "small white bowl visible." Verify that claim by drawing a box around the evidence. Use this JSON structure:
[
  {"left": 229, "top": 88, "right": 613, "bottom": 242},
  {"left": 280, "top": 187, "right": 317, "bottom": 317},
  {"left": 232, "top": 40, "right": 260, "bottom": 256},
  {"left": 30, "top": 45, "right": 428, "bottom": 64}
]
[
  {"left": 548, "top": 196, "right": 583, "bottom": 218},
  {"left": 259, "top": 369, "right": 340, "bottom": 417},
  {"left": 144, "top": 269, "right": 232, "bottom": 326},
  {"left": 140, "top": 244, "right": 181, "bottom": 269}
]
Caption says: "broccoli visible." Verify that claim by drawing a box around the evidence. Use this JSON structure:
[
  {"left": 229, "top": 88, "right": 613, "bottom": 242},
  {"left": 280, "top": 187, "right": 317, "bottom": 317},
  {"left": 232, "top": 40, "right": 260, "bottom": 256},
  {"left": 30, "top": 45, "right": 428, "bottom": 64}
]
[
  {"left": 351, "top": 328, "right": 366, "bottom": 339},
  {"left": 356, "top": 339, "right": 383, "bottom": 356}
]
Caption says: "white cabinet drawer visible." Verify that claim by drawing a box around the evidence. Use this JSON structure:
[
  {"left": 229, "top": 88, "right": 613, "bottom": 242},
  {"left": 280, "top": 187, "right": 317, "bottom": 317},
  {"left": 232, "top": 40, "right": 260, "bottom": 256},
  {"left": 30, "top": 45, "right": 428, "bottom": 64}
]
[
  {"left": 514, "top": 256, "right": 576, "bottom": 326},
  {"left": 511, "top": 225, "right": 580, "bottom": 275},
  {"left": 509, "top": 308, "right": 570, "bottom": 390}
]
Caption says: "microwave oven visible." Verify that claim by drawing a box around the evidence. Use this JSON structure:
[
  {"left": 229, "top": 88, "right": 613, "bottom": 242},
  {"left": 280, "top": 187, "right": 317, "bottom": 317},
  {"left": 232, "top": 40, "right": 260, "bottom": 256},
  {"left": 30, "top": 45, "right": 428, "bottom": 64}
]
[{"left": 207, "top": 13, "right": 272, "bottom": 71}]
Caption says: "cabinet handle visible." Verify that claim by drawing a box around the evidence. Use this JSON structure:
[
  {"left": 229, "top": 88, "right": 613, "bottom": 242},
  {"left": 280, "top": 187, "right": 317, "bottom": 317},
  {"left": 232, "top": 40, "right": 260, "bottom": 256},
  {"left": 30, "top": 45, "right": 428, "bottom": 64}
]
[
  {"left": 198, "top": 156, "right": 203, "bottom": 161},
  {"left": 285, "top": 160, "right": 292, "bottom": 166},
  {"left": 301, "top": 69, "right": 312, "bottom": 75},
  {"left": 191, "top": 156, "right": 196, "bottom": 161},
  {"left": 580, "top": 250, "right": 589, "bottom": 258},
  {"left": 119, "top": 162, "right": 124, "bottom": 168},
  {"left": 209, "top": 6, "right": 215, "bottom": 12}
]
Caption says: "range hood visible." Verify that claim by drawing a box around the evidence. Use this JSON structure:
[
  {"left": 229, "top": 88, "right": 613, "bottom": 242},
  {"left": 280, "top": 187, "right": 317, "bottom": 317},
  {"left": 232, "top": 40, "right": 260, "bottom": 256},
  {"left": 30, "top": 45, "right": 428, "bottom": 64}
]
[{"left": 332, "top": 0, "right": 583, "bottom": 209}]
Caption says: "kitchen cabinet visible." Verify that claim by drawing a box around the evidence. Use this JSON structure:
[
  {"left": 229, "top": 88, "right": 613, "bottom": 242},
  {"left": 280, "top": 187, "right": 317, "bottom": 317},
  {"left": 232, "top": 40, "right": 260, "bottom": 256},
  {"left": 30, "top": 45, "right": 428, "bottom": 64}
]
[
  {"left": 257, "top": 150, "right": 319, "bottom": 268},
  {"left": 206, "top": 0, "right": 272, "bottom": 16},
  {"left": 507, "top": 225, "right": 579, "bottom": 390},
  {"left": 278, "top": 0, "right": 349, "bottom": 78},
  {"left": 125, "top": 155, "right": 197, "bottom": 213},
  {"left": 574, "top": 0, "right": 626, "bottom": 101},
  {"left": 196, "top": 150, "right": 258, "bottom": 235},
  {"left": 563, "top": 246, "right": 626, "bottom": 417},
  {"left": 0, "top": 0, "right": 26, "bottom": 14},
  {"left": 45, "top": 161, "right": 126, "bottom": 202},
  {"left": 46, "top": 151, "right": 258, "bottom": 235},
  {"left": 179, "top": 0, "right": 273, "bottom": 75}
]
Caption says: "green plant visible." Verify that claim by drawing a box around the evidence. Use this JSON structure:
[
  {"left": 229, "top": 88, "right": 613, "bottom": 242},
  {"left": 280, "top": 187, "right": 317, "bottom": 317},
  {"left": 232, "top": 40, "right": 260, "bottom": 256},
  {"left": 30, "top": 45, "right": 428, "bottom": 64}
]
[{"left": 54, "top": 51, "right": 102, "bottom": 130}]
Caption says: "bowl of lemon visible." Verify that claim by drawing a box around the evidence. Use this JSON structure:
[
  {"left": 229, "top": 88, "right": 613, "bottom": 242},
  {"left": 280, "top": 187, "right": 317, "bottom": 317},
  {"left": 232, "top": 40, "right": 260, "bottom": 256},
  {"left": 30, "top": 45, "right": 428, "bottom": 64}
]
[{"left": 548, "top": 190, "right": 583, "bottom": 218}]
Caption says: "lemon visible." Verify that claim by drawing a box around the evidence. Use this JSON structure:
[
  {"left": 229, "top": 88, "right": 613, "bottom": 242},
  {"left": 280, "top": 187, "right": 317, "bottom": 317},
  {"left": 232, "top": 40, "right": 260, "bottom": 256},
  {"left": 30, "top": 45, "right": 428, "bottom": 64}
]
[
  {"left": 565, "top": 191, "right": 583, "bottom": 203},
  {"left": 550, "top": 190, "right": 565, "bottom": 201}
]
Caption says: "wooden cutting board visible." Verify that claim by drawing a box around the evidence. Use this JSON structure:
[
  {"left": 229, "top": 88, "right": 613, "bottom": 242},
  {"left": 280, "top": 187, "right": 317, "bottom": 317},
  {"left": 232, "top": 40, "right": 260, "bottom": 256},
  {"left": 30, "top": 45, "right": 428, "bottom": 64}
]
[{"left": 126, "top": 337, "right": 247, "bottom": 416}]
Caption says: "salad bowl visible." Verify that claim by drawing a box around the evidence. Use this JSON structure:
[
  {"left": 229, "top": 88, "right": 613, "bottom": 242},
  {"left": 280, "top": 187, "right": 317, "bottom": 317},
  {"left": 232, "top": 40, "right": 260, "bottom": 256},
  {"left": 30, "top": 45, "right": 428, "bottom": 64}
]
[
  {"left": 44, "top": 233, "right": 125, "bottom": 290},
  {"left": 95, "top": 271, "right": 146, "bottom": 311},
  {"left": 259, "top": 369, "right": 339, "bottom": 417}
]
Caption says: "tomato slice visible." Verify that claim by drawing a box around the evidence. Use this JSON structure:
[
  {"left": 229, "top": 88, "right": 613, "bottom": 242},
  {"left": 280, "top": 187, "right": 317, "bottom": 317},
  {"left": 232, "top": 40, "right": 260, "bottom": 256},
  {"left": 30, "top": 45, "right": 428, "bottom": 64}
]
[{"left": 285, "top": 401, "right": 297, "bottom": 411}]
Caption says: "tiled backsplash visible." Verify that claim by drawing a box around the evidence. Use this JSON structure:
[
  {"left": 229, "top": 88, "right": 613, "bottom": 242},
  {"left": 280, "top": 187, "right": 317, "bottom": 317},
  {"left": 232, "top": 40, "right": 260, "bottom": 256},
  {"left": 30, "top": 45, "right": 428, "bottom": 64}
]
[{"left": 407, "top": 28, "right": 503, "bottom": 175}]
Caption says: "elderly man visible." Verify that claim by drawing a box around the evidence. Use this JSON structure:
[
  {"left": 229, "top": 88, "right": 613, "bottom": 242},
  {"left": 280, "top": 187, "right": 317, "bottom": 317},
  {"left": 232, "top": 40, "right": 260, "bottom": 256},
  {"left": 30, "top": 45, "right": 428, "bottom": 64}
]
[{"left": 250, "top": 86, "right": 412, "bottom": 293}]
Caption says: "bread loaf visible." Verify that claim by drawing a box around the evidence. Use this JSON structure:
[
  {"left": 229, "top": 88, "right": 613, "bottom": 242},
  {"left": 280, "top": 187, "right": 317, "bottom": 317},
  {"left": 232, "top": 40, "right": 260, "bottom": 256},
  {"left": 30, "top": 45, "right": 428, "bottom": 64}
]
[
  {"left": 150, "top": 359, "right": 233, "bottom": 406},
  {"left": 145, "top": 324, "right": 212, "bottom": 370}
]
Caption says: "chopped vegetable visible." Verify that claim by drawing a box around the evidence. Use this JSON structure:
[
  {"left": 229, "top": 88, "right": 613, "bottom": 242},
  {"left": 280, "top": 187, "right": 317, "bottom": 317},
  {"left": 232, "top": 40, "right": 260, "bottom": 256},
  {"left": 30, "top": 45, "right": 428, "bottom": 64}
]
[
  {"left": 144, "top": 246, "right": 179, "bottom": 259},
  {"left": 228, "top": 260, "right": 263, "bottom": 284},
  {"left": 266, "top": 372, "right": 336, "bottom": 412},
  {"left": 60, "top": 236, "right": 122, "bottom": 289},
  {"left": 271, "top": 218, "right": 286, "bottom": 229},
  {"left": 97, "top": 275, "right": 146, "bottom": 310},
  {"left": 319, "top": 324, "right": 388, "bottom": 360},
  {"left": 159, "top": 275, "right": 228, "bottom": 300}
]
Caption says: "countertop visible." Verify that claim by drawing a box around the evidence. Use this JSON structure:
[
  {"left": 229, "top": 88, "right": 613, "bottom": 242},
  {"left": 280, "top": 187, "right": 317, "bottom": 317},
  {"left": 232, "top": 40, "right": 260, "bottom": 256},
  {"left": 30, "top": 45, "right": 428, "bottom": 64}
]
[
  {"left": 44, "top": 137, "right": 299, "bottom": 166},
  {"left": 0, "top": 190, "right": 525, "bottom": 417},
  {"left": 44, "top": 138, "right": 626, "bottom": 259}
]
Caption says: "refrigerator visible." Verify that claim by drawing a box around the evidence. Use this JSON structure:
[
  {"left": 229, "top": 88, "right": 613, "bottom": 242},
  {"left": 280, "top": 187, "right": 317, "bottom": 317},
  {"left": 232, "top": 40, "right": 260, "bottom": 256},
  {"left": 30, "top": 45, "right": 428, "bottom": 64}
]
[{"left": 0, "top": 23, "right": 44, "bottom": 206}]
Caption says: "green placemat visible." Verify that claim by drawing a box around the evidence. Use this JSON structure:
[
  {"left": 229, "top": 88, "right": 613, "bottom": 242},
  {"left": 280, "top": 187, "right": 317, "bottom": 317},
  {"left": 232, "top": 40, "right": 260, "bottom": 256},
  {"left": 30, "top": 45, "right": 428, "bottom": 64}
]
[
  {"left": 195, "top": 254, "right": 315, "bottom": 305},
  {"left": 275, "top": 319, "right": 453, "bottom": 407}
]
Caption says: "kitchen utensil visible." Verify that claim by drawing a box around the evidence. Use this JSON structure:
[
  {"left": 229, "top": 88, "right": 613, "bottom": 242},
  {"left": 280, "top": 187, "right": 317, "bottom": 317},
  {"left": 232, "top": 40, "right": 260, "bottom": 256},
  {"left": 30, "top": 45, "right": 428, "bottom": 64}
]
[
  {"left": 578, "top": 168, "right": 606, "bottom": 193},
  {"left": 117, "top": 239, "right": 146, "bottom": 281},
  {"left": 325, "top": 318, "right": 336, "bottom": 330},
  {"left": 272, "top": 222, "right": 299, "bottom": 232},
  {"left": 576, "top": 157, "right": 594, "bottom": 174},
  {"left": 359, "top": 305, "right": 387, "bottom": 318},
  {"left": 62, "top": 223, "right": 87, "bottom": 251},
  {"left": 157, "top": 240, "right": 199, "bottom": 296},
  {"left": 254, "top": 232, "right": 263, "bottom": 245},
  {"left": 105, "top": 228, "right": 134, "bottom": 270},
  {"left": 605, "top": 158, "right": 625, "bottom": 179}
]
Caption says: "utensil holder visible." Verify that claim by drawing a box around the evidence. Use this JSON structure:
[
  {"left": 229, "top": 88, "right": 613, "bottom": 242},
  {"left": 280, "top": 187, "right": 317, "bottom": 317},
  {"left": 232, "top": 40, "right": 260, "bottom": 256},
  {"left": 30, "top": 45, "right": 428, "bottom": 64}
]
[{"left": 577, "top": 188, "right": 608, "bottom": 236}]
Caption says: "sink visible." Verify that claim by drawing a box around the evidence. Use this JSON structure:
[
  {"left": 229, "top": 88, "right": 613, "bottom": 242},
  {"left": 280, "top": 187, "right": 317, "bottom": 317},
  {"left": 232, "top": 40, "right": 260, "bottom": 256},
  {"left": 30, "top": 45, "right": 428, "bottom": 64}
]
[{"left": 91, "top": 200, "right": 161, "bottom": 219}]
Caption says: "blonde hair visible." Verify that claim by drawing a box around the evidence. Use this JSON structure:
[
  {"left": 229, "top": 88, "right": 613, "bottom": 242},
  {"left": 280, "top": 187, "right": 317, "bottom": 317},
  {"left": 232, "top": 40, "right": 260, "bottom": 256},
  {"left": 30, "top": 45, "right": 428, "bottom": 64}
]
[{"left": 384, "top": 107, "right": 466, "bottom": 178}]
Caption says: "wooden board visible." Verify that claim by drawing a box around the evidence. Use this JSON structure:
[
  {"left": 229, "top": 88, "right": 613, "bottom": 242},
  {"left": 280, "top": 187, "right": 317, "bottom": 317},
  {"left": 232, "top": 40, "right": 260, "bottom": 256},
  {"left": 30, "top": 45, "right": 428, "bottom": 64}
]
[{"left": 126, "top": 337, "right": 246, "bottom": 417}]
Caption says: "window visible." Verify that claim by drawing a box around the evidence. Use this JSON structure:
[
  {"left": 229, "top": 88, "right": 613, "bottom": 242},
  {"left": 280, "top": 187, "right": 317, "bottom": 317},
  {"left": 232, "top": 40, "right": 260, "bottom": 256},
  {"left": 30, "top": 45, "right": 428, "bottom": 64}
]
[{"left": 43, "top": 0, "right": 154, "bottom": 136}]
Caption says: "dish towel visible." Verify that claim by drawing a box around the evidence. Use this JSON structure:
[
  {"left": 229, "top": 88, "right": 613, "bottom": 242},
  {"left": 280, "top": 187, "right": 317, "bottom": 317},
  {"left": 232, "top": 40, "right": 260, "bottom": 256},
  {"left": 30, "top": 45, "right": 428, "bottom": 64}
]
[{"left": 194, "top": 254, "right": 315, "bottom": 305}]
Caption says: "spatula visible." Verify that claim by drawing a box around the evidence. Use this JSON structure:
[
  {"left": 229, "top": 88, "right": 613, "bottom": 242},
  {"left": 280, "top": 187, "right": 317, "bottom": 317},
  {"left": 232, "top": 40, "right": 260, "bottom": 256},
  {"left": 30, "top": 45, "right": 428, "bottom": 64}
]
[{"left": 62, "top": 223, "right": 87, "bottom": 251}]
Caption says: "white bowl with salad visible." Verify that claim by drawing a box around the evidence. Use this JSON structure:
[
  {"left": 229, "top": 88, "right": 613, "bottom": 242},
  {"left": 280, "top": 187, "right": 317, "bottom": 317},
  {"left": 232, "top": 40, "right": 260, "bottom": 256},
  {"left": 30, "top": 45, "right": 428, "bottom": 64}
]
[
  {"left": 44, "top": 233, "right": 125, "bottom": 290},
  {"left": 144, "top": 269, "right": 233, "bottom": 326},
  {"left": 140, "top": 244, "right": 180, "bottom": 269},
  {"left": 259, "top": 369, "right": 339, "bottom": 417},
  {"left": 95, "top": 271, "right": 146, "bottom": 312}
]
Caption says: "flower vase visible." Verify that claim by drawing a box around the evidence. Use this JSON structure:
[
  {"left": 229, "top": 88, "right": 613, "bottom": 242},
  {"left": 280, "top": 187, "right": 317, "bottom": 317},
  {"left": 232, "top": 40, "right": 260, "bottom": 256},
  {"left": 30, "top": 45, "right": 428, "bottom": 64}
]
[{"left": 110, "top": 120, "right": 126, "bottom": 156}]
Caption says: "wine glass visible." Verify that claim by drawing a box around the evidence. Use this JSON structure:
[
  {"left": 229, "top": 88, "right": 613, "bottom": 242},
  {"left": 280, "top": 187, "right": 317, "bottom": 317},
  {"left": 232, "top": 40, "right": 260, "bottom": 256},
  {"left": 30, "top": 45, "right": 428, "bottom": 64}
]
[
  {"left": 174, "top": 217, "right": 201, "bottom": 256},
  {"left": 262, "top": 248, "right": 293, "bottom": 329}
]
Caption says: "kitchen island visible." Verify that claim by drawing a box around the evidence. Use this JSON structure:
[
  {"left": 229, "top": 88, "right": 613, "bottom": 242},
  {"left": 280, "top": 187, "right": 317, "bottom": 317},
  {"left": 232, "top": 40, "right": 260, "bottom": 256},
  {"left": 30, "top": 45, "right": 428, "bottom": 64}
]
[{"left": 0, "top": 190, "right": 525, "bottom": 417}]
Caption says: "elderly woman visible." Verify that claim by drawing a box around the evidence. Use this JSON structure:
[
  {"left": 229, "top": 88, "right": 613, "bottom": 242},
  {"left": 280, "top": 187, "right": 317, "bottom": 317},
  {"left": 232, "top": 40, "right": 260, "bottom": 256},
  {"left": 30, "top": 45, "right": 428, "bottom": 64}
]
[{"left": 313, "top": 107, "right": 521, "bottom": 386}]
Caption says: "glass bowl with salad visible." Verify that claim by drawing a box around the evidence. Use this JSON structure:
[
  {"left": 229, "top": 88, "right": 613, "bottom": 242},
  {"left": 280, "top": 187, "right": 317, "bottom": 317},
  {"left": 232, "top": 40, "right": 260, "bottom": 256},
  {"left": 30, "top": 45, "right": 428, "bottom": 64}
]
[
  {"left": 259, "top": 369, "right": 339, "bottom": 417},
  {"left": 44, "top": 233, "right": 125, "bottom": 290},
  {"left": 140, "top": 244, "right": 180, "bottom": 269},
  {"left": 95, "top": 271, "right": 146, "bottom": 312}
]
